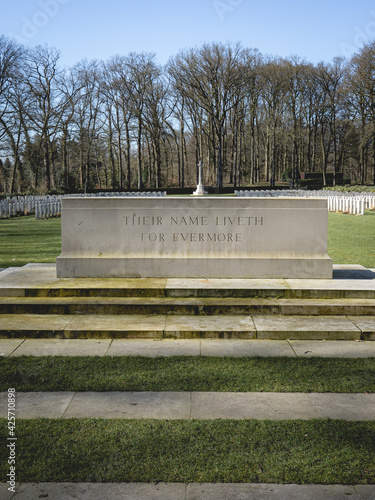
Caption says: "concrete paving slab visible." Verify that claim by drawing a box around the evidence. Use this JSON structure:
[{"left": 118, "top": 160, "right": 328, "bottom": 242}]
[
  {"left": 0, "top": 267, "right": 18, "bottom": 276},
  {"left": 354, "top": 485, "right": 375, "bottom": 499},
  {"left": 0, "top": 339, "right": 24, "bottom": 356},
  {"left": 253, "top": 315, "right": 361, "bottom": 340},
  {"left": 166, "top": 278, "right": 289, "bottom": 289},
  {"left": 349, "top": 316, "right": 375, "bottom": 340},
  {"left": 65, "top": 314, "right": 166, "bottom": 339},
  {"left": 166, "top": 278, "right": 290, "bottom": 297},
  {"left": 48, "top": 278, "right": 167, "bottom": 297},
  {"left": 312, "top": 393, "right": 375, "bottom": 420},
  {"left": 0, "top": 265, "right": 59, "bottom": 290},
  {"left": 49, "top": 277, "right": 168, "bottom": 289},
  {"left": 0, "top": 288, "right": 25, "bottom": 298},
  {"left": 0, "top": 314, "right": 74, "bottom": 337},
  {"left": 200, "top": 339, "right": 294, "bottom": 357},
  {"left": 191, "top": 392, "right": 375, "bottom": 421},
  {"left": 164, "top": 315, "right": 256, "bottom": 339},
  {"left": 191, "top": 392, "right": 320, "bottom": 420},
  {"left": 9, "top": 483, "right": 185, "bottom": 499},
  {"left": 290, "top": 340, "right": 375, "bottom": 358},
  {"left": 286, "top": 278, "right": 375, "bottom": 298},
  {"left": 107, "top": 339, "right": 200, "bottom": 357},
  {"left": 188, "top": 483, "right": 365, "bottom": 500},
  {"left": 4, "top": 338, "right": 375, "bottom": 358},
  {"left": 23, "top": 264, "right": 56, "bottom": 269},
  {"left": 2, "top": 483, "right": 374, "bottom": 500},
  {"left": 2, "top": 391, "right": 375, "bottom": 420},
  {"left": 264, "top": 393, "right": 323, "bottom": 420},
  {"left": 279, "top": 298, "right": 375, "bottom": 315},
  {"left": 10, "top": 339, "right": 111, "bottom": 357},
  {"left": 0, "top": 392, "right": 74, "bottom": 419},
  {"left": 64, "top": 391, "right": 191, "bottom": 419},
  {"left": 0, "top": 483, "right": 17, "bottom": 500}
]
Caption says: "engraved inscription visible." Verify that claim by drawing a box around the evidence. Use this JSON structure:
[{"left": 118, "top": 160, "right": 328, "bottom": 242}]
[
  {"left": 171, "top": 216, "right": 208, "bottom": 225},
  {"left": 125, "top": 211, "right": 265, "bottom": 244},
  {"left": 172, "top": 233, "right": 243, "bottom": 242},
  {"left": 124, "top": 215, "right": 163, "bottom": 225},
  {"left": 216, "top": 216, "right": 264, "bottom": 226}
]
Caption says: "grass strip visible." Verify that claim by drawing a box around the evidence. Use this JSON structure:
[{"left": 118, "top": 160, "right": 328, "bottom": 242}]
[
  {"left": 1, "top": 356, "right": 375, "bottom": 393},
  {"left": 1, "top": 418, "right": 374, "bottom": 484}
]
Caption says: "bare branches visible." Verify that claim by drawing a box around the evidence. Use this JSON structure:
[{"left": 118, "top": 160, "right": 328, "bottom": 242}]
[{"left": 1, "top": 39, "right": 375, "bottom": 194}]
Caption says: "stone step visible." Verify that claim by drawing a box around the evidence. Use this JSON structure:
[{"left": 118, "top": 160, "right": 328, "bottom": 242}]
[
  {"left": 0, "top": 314, "right": 371, "bottom": 340},
  {"left": 3, "top": 279, "right": 375, "bottom": 299},
  {"left": 3, "top": 285, "right": 375, "bottom": 299},
  {"left": 2, "top": 265, "right": 375, "bottom": 299},
  {"left": 0, "top": 296, "right": 374, "bottom": 316}
]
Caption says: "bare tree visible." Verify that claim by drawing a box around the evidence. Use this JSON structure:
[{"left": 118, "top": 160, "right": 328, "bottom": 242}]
[
  {"left": 347, "top": 42, "right": 375, "bottom": 184},
  {"left": 315, "top": 57, "right": 346, "bottom": 185},
  {"left": 0, "top": 36, "right": 24, "bottom": 192},
  {"left": 168, "top": 42, "right": 249, "bottom": 187},
  {"left": 22, "top": 45, "right": 69, "bottom": 190},
  {"left": 71, "top": 60, "right": 104, "bottom": 191}
]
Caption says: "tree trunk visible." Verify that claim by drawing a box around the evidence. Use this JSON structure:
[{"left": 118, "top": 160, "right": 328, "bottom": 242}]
[
  {"left": 43, "top": 136, "right": 53, "bottom": 191},
  {"left": 216, "top": 132, "right": 223, "bottom": 188},
  {"left": 117, "top": 108, "right": 123, "bottom": 189},
  {"left": 125, "top": 121, "right": 131, "bottom": 189},
  {"left": 137, "top": 118, "right": 143, "bottom": 190}
]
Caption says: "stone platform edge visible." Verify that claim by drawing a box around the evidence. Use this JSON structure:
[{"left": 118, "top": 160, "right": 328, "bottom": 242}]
[{"left": 56, "top": 256, "right": 333, "bottom": 279}]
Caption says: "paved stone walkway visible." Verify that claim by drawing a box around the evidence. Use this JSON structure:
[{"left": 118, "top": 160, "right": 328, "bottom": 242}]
[
  {"left": 2, "top": 482, "right": 375, "bottom": 499},
  {"left": 1, "top": 264, "right": 375, "bottom": 498},
  {"left": 1, "top": 390, "right": 375, "bottom": 421},
  {"left": 2, "top": 338, "right": 375, "bottom": 358}
]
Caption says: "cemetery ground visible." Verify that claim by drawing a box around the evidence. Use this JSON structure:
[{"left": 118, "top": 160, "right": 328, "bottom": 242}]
[{"left": 0, "top": 210, "right": 375, "bottom": 488}]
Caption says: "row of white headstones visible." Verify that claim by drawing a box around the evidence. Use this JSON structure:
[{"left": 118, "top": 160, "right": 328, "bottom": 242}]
[
  {"left": 0, "top": 190, "right": 374, "bottom": 218},
  {"left": 0, "top": 195, "right": 62, "bottom": 219},
  {"left": 0, "top": 192, "right": 167, "bottom": 219},
  {"left": 235, "top": 190, "right": 375, "bottom": 215}
]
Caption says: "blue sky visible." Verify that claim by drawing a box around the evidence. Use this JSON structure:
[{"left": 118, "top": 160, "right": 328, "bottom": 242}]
[{"left": 2, "top": 0, "right": 375, "bottom": 67}]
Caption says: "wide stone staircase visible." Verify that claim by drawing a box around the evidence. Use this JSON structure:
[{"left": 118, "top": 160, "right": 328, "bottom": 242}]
[{"left": 0, "top": 264, "right": 374, "bottom": 341}]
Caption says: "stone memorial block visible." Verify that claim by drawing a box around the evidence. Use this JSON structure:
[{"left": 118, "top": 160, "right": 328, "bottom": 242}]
[{"left": 56, "top": 197, "right": 333, "bottom": 278}]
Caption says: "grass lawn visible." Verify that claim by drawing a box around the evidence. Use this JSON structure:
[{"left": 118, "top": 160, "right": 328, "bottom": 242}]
[
  {"left": 1, "top": 419, "right": 374, "bottom": 484},
  {"left": 0, "top": 211, "right": 374, "bottom": 268},
  {"left": 327, "top": 211, "right": 375, "bottom": 268},
  {"left": 0, "top": 216, "right": 61, "bottom": 268},
  {"left": 1, "top": 356, "right": 375, "bottom": 393}
]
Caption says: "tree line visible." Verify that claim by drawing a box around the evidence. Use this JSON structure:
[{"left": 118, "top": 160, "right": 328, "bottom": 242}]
[{"left": 1, "top": 36, "right": 375, "bottom": 194}]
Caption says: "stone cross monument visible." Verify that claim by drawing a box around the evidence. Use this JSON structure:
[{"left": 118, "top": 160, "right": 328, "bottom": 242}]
[{"left": 193, "top": 162, "right": 207, "bottom": 196}]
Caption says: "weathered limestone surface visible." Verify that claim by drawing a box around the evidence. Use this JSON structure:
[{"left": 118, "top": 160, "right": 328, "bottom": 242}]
[{"left": 56, "top": 197, "right": 333, "bottom": 278}]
